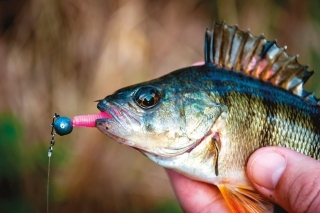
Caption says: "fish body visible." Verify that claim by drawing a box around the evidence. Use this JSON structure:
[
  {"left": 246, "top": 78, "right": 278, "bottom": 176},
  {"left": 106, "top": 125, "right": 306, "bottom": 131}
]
[{"left": 96, "top": 23, "right": 320, "bottom": 212}]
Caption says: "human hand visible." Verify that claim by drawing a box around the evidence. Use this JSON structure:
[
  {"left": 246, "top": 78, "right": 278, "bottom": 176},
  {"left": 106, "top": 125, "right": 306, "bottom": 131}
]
[
  {"left": 167, "top": 146, "right": 320, "bottom": 213},
  {"left": 166, "top": 169, "right": 230, "bottom": 212}
]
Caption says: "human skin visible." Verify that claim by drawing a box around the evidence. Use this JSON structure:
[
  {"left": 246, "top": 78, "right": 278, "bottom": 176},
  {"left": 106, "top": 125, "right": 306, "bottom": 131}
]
[{"left": 166, "top": 147, "right": 320, "bottom": 213}]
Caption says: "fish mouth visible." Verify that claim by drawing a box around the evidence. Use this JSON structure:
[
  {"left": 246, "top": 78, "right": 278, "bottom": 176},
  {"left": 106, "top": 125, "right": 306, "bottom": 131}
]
[
  {"left": 96, "top": 101, "right": 144, "bottom": 147},
  {"left": 97, "top": 100, "right": 135, "bottom": 132},
  {"left": 95, "top": 112, "right": 152, "bottom": 153},
  {"left": 95, "top": 106, "right": 133, "bottom": 146}
]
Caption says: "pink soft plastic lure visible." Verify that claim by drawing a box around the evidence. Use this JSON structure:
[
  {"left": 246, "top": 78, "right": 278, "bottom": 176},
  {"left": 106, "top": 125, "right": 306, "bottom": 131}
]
[{"left": 72, "top": 112, "right": 112, "bottom": 127}]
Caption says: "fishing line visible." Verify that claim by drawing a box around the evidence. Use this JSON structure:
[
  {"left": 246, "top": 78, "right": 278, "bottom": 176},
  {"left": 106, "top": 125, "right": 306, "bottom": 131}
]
[
  {"left": 47, "top": 154, "right": 51, "bottom": 213},
  {"left": 47, "top": 113, "right": 58, "bottom": 213}
]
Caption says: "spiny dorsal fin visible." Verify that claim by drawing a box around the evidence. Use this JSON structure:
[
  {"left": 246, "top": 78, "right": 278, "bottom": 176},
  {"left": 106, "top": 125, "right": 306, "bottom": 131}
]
[{"left": 205, "top": 22, "right": 319, "bottom": 105}]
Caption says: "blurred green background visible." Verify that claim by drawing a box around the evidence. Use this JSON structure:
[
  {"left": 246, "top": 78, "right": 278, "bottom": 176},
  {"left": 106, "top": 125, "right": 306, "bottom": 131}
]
[{"left": 0, "top": 0, "right": 320, "bottom": 212}]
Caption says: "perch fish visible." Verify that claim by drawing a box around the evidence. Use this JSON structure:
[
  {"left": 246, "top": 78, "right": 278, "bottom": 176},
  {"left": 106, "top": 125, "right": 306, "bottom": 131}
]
[{"left": 85, "top": 23, "right": 320, "bottom": 212}]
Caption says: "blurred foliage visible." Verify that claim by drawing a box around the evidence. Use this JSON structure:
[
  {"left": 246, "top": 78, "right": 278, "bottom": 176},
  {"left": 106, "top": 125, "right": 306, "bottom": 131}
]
[
  {"left": 0, "top": 113, "right": 32, "bottom": 212},
  {"left": 0, "top": 0, "right": 320, "bottom": 212}
]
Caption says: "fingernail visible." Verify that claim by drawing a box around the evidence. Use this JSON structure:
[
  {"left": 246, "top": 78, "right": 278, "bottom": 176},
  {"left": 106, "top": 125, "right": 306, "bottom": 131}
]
[{"left": 249, "top": 151, "right": 286, "bottom": 190}]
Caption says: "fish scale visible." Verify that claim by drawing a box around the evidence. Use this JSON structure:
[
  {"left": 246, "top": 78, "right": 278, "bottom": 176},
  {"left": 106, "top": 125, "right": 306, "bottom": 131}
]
[{"left": 216, "top": 84, "right": 320, "bottom": 158}]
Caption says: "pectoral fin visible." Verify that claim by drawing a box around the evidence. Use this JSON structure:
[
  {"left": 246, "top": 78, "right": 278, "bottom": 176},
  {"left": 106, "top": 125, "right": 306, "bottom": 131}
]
[{"left": 218, "top": 184, "right": 273, "bottom": 213}]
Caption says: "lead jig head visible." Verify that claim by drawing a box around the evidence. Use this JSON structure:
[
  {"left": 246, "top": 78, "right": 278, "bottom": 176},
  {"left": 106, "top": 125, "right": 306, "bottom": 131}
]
[{"left": 53, "top": 115, "right": 73, "bottom": 136}]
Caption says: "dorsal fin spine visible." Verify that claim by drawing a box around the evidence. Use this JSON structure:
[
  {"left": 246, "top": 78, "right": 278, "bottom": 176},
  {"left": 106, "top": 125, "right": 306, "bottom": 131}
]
[
  {"left": 261, "top": 45, "right": 286, "bottom": 81},
  {"left": 204, "top": 29, "right": 212, "bottom": 64},
  {"left": 225, "top": 25, "right": 237, "bottom": 69},
  {"left": 215, "top": 23, "right": 224, "bottom": 66},
  {"left": 260, "top": 40, "right": 276, "bottom": 58},
  {"left": 233, "top": 29, "right": 249, "bottom": 71},
  {"left": 244, "top": 36, "right": 265, "bottom": 75}
]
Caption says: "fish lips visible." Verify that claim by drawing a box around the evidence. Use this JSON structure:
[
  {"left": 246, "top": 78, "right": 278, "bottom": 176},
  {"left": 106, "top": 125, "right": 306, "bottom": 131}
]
[
  {"left": 96, "top": 100, "right": 142, "bottom": 145},
  {"left": 96, "top": 105, "right": 126, "bottom": 132}
]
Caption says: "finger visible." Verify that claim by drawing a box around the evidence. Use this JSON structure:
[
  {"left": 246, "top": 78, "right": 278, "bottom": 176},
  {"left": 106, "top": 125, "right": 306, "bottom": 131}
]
[
  {"left": 166, "top": 169, "right": 230, "bottom": 213},
  {"left": 247, "top": 147, "right": 320, "bottom": 213},
  {"left": 192, "top": 61, "right": 205, "bottom": 66}
]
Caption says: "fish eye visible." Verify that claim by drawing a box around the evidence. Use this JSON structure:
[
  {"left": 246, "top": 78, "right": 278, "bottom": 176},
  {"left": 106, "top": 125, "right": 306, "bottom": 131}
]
[{"left": 134, "top": 86, "right": 162, "bottom": 109}]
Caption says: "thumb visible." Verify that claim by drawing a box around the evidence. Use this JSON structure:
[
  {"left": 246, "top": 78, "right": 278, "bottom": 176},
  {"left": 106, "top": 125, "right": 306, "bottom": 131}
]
[{"left": 246, "top": 147, "right": 320, "bottom": 213}]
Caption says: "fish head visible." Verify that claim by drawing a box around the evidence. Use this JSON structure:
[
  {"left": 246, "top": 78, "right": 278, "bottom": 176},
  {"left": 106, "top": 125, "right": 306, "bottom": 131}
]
[{"left": 96, "top": 67, "right": 225, "bottom": 161}]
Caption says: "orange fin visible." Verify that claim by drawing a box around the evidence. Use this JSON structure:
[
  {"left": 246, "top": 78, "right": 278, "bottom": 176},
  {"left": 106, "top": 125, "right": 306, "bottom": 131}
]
[{"left": 218, "top": 184, "right": 273, "bottom": 213}]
